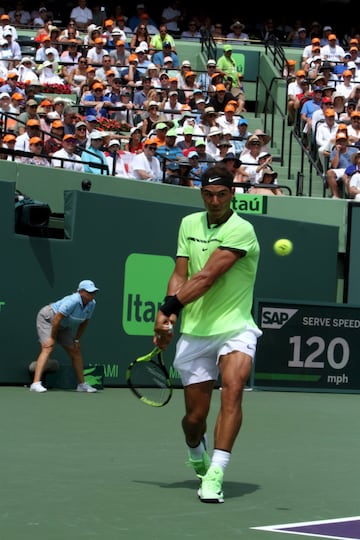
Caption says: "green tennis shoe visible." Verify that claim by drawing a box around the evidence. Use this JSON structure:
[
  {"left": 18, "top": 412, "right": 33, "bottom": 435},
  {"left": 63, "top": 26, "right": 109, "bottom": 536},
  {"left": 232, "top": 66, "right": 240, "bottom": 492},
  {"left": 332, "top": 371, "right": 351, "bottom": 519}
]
[
  {"left": 198, "top": 465, "right": 224, "bottom": 503},
  {"left": 188, "top": 448, "right": 211, "bottom": 476}
]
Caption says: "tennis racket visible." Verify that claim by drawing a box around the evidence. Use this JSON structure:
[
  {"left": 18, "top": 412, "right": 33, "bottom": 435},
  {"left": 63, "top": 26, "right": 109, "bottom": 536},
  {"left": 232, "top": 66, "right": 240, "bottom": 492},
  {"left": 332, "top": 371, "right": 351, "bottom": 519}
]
[{"left": 126, "top": 347, "right": 173, "bottom": 407}]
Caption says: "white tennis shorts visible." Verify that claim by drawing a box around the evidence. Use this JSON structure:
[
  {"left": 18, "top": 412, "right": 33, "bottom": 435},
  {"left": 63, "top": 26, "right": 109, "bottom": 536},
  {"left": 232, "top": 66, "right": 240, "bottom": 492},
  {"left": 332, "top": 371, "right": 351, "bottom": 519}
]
[{"left": 173, "top": 327, "right": 263, "bottom": 386}]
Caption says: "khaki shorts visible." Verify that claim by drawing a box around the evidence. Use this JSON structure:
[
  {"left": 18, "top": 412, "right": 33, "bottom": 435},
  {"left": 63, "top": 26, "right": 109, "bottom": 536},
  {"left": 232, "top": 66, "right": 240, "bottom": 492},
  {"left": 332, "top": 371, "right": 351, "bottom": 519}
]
[
  {"left": 36, "top": 305, "right": 73, "bottom": 347},
  {"left": 173, "top": 327, "right": 262, "bottom": 386}
]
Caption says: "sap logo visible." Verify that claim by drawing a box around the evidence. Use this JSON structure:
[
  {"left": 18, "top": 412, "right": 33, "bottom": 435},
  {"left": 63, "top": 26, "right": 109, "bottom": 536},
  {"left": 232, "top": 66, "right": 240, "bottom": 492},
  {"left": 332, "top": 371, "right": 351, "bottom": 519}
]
[{"left": 261, "top": 308, "right": 298, "bottom": 329}]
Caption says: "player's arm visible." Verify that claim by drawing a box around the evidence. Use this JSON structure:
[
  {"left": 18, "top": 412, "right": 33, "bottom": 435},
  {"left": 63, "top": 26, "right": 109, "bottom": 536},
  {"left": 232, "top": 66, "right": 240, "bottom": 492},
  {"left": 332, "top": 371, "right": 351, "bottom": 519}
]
[{"left": 176, "top": 247, "right": 244, "bottom": 306}]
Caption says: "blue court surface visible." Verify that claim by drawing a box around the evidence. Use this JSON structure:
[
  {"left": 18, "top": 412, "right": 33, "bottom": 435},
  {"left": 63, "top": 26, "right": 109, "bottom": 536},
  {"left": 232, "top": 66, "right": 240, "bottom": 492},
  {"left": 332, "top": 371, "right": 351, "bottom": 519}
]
[{"left": 1, "top": 387, "right": 358, "bottom": 540}]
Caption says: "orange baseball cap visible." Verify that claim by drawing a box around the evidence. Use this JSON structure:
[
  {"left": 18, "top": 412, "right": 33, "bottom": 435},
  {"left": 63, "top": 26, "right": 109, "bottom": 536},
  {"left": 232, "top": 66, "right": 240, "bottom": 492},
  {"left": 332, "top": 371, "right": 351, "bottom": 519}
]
[
  {"left": 215, "top": 83, "right": 226, "bottom": 91},
  {"left": 0, "top": 14, "right": 10, "bottom": 20},
  {"left": 86, "top": 66, "right": 95, "bottom": 72},
  {"left": 104, "top": 19, "right": 114, "bottom": 26},
  {"left": 336, "top": 132, "right": 347, "bottom": 140},
  {"left": 95, "top": 37, "right": 104, "bottom": 44},
  {"left": 7, "top": 71, "right": 18, "bottom": 79},
  {"left": 143, "top": 137, "right": 158, "bottom": 146},
  {"left": 128, "top": 54, "right": 138, "bottom": 62},
  {"left": 63, "top": 134, "right": 77, "bottom": 141},
  {"left": 296, "top": 70, "right": 306, "bottom": 77},
  {"left": 92, "top": 82, "right": 104, "bottom": 90},
  {"left": 116, "top": 40, "right": 125, "bottom": 46},
  {"left": 29, "top": 136, "right": 43, "bottom": 144},
  {"left": 224, "top": 104, "right": 235, "bottom": 112},
  {"left": 343, "top": 70, "right": 353, "bottom": 77},
  {"left": 27, "top": 119, "right": 40, "bottom": 127},
  {"left": 328, "top": 34, "right": 337, "bottom": 41},
  {"left": 325, "top": 108, "right": 335, "bottom": 117},
  {"left": 3, "top": 134, "right": 16, "bottom": 143},
  {"left": 52, "top": 120, "right": 64, "bottom": 128},
  {"left": 11, "top": 92, "right": 24, "bottom": 100},
  {"left": 311, "top": 37, "right": 320, "bottom": 44},
  {"left": 40, "top": 99, "right": 53, "bottom": 106}
]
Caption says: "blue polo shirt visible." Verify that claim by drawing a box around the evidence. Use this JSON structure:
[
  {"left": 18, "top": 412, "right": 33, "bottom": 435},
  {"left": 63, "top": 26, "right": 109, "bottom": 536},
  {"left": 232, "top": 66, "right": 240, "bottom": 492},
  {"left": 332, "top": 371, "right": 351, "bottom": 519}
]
[{"left": 51, "top": 292, "right": 96, "bottom": 330}]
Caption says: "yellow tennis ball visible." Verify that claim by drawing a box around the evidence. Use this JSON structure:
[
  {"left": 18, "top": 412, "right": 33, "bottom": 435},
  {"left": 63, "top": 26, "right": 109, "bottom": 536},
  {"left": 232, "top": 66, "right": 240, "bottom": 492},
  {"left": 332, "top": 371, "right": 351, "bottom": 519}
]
[{"left": 273, "top": 238, "right": 293, "bottom": 256}]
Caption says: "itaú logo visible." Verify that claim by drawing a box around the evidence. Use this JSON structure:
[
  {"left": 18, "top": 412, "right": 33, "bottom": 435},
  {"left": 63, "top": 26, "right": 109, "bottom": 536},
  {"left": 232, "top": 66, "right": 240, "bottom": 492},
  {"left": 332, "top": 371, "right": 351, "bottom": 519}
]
[
  {"left": 122, "top": 253, "right": 175, "bottom": 336},
  {"left": 261, "top": 307, "right": 298, "bottom": 329}
]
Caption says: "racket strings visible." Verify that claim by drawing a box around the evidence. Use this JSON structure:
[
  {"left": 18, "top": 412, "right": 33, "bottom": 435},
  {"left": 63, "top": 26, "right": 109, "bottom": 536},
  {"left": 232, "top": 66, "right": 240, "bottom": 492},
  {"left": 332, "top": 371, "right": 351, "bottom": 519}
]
[{"left": 129, "top": 360, "right": 172, "bottom": 406}]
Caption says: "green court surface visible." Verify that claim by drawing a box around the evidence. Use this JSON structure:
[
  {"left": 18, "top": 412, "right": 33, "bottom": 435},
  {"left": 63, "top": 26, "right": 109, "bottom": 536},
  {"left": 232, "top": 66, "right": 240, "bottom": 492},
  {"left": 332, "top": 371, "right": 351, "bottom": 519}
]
[{"left": 1, "top": 387, "right": 358, "bottom": 540}]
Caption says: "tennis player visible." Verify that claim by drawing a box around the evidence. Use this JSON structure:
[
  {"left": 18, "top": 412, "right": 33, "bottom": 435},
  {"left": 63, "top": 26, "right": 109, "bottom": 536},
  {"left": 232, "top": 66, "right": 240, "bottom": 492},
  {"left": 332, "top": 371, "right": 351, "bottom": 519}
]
[
  {"left": 154, "top": 164, "right": 262, "bottom": 503},
  {"left": 30, "top": 279, "right": 99, "bottom": 393}
]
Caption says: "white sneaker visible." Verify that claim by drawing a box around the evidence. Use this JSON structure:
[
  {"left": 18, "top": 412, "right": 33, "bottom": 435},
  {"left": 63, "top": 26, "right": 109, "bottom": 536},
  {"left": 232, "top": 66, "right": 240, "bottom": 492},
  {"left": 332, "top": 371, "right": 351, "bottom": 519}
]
[
  {"left": 76, "top": 382, "right": 97, "bottom": 393},
  {"left": 30, "top": 381, "right": 47, "bottom": 393}
]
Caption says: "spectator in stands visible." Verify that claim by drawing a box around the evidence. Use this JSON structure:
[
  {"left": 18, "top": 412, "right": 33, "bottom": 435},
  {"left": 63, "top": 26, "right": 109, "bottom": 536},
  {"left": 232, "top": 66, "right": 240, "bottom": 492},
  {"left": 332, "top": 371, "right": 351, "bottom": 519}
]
[
  {"left": 141, "top": 100, "right": 161, "bottom": 137},
  {"left": 326, "top": 132, "right": 357, "bottom": 198},
  {"left": 155, "top": 126, "right": 183, "bottom": 183},
  {"left": 321, "top": 34, "right": 345, "bottom": 63},
  {"left": 15, "top": 99, "right": 40, "bottom": 135},
  {"left": 128, "top": 4, "right": 157, "bottom": 33},
  {"left": 287, "top": 69, "right": 306, "bottom": 126},
  {"left": 15, "top": 119, "right": 42, "bottom": 153},
  {"left": 62, "top": 106, "right": 78, "bottom": 135},
  {"left": 44, "top": 119, "right": 64, "bottom": 156},
  {"left": 239, "top": 134, "right": 264, "bottom": 184},
  {"left": 196, "top": 59, "right": 217, "bottom": 94},
  {"left": 104, "top": 139, "right": 131, "bottom": 177},
  {"left": 3, "top": 28, "right": 21, "bottom": 67},
  {"left": 291, "top": 27, "right": 311, "bottom": 48},
  {"left": 152, "top": 41, "right": 179, "bottom": 68},
  {"left": 119, "top": 53, "right": 142, "bottom": 87},
  {"left": 218, "top": 103, "right": 239, "bottom": 135},
  {"left": 150, "top": 24, "right": 176, "bottom": 51},
  {"left": 130, "top": 22, "right": 151, "bottom": 52},
  {"left": 131, "top": 136, "right": 162, "bottom": 181},
  {"left": 87, "top": 36, "right": 109, "bottom": 65},
  {"left": 135, "top": 47, "right": 151, "bottom": 74},
  {"left": 73, "top": 120, "right": 89, "bottom": 153},
  {"left": 160, "top": 2, "right": 181, "bottom": 37},
  {"left": 181, "top": 20, "right": 201, "bottom": 41},
  {"left": 110, "top": 39, "right": 130, "bottom": 68},
  {"left": 302, "top": 37, "right": 321, "bottom": 68},
  {"left": 2, "top": 133, "right": 16, "bottom": 159},
  {"left": 66, "top": 55, "right": 88, "bottom": 96},
  {"left": 208, "top": 83, "right": 234, "bottom": 113},
  {"left": 80, "top": 81, "right": 112, "bottom": 119},
  {"left": 20, "top": 136, "right": 49, "bottom": 166},
  {"left": 70, "top": 0, "right": 93, "bottom": 32},
  {"left": 347, "top": 110, "right": 360, "bottom": 145},
  {"left": 211, "top": 23, "right": 225, "bottom": 44},
  {"left": 95, "top": 54, "right": 119, "bottom": 82},
  {"left": 345, "top": 151, "right": 360, "bottom": 199},
  {"left": 81, "top": 130, "right": 108, "bottom": 174},
  {"left": 226, "top": 21, "right": 249, "bottom": 45},
  {"left": 125, "top": 126, "right": 143, "bottom": 154},
  {"left": 58, "top": 20, "right": 82, "bottom": 43},
  {"left": 60, "top": 39, "right": 82, "bottom": 78},
  {"left": 51, "top": 134, "right": 85, "bottom": 171},
  {"left": 316, "top": 107, "right": 339, "bottom": 170},
  {"left": 133, "top": 12, "right": 158, "bottom": 36},
  {"left": 9, "top": 2, "right": 31, "bottom": 26},
  {"left": 205, "top": 126, "right": 222, "bottom": 157},
  {"left": 300, "top": 86, "right": 323, "bottom": 146},
  {"left": 0, "top": 14, "right": 17, "bottom": 41},
  {"left": 248, "top": 168, "right": 284, "bottom": 196}
]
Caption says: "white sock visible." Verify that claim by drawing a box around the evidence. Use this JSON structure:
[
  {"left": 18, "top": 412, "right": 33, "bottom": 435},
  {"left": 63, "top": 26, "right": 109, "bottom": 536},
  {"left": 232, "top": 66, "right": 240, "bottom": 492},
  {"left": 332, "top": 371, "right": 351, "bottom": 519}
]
[
  {"left": 187, "top": 433, "right": 207, "bottom": 459},
  {"left": 210, "top": 449, "right": 231, "bottom": 472}
]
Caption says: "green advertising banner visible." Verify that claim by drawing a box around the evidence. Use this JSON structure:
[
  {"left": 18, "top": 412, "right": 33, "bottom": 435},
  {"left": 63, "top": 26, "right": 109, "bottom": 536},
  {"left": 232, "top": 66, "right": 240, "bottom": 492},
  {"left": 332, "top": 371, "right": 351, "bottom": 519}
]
[{"left": 253, "top": 300, "right": 360, "bottom": 393}]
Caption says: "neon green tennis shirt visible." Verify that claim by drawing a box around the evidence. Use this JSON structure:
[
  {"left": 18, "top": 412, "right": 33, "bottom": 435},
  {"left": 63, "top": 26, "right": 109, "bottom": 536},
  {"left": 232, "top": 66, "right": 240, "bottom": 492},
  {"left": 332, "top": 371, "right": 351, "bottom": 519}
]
[{"left": 176, "top": 211, "right": 260, "bottom": 336}]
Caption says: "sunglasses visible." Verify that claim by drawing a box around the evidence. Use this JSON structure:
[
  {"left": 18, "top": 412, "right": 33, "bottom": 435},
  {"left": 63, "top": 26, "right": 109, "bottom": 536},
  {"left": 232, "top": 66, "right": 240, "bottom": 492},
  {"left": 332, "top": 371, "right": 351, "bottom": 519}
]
[{"left": 148, "top": 146, "right": 157, "bottom": 150}]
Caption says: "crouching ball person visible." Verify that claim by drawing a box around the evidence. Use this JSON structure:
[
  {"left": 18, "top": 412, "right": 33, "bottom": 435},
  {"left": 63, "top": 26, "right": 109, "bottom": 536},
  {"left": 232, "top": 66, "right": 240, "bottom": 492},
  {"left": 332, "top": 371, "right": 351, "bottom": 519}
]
[
  {"left": 30, "top": 280, "right": 100, "bottom": 393},
  {"left": 154, "top": 164, "right": 262, "bottom": 503}
]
